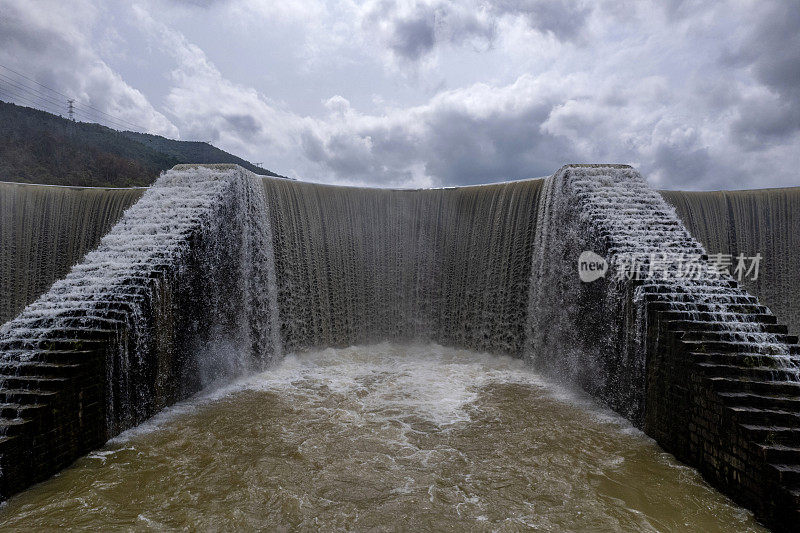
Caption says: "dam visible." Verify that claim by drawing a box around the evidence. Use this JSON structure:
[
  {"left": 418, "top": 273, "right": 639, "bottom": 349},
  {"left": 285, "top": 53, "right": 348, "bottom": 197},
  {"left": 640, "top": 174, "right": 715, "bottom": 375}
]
[{"left": 0, "top": 164, "right": 799, "bottom": 530}]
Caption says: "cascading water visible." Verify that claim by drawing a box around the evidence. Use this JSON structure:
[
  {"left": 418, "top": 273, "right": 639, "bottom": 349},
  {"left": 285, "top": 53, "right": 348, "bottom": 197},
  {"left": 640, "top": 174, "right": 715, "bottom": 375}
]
[
  {"left": 262, "top": 178, "right": 543, "bottom": 355},
  {"left": 0, "top": 182, "right": 144, "bottom": 324},
  {"left": 0, "top": 166, "right": 281, "bottom": 436},
  {"left": 662, "top": 188, "right": 800, "bottom": 336},
  {"left": 526, "top": 165, "right": 798, "bottom": 426},
  {"left": 184, "top": 169, "right": 282, "bottom": 386}
]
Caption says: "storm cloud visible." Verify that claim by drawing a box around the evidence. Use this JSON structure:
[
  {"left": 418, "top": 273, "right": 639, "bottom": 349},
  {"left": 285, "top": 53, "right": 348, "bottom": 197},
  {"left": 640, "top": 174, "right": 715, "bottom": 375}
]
[{"left": 0, "top": 0, "right": 797, "bottom": 189}]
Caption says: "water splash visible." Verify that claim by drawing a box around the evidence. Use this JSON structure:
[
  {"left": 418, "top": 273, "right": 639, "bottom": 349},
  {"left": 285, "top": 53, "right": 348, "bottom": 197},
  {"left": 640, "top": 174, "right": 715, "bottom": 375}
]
[
  {"left": 0, "top": 166, "right": 281, "bottom": 435},
  {"left": 526, "top": 165, "right": 797, "bottom": 425}
]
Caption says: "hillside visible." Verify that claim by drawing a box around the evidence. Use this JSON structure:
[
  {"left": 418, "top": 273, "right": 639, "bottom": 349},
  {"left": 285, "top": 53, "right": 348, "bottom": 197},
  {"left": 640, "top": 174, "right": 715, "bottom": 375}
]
[{"left": 0, "top": 100, "right": 283, "bottom": 187}]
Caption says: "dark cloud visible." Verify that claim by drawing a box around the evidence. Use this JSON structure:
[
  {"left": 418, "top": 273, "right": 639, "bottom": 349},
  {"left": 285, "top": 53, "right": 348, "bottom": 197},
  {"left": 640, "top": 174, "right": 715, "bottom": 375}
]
[
  {"left": 491, "top": 0, "right": 591, "bottom": 41},
  {"left": 725, "top": 1, "right": 800, "bottom": 146},
  {"left": 362, "top": 0, "right": 589, "bottom": 63},
  {"left": 223, "top": 113, "right": 262, "bottom": 139},
  {"left": 297, "top": 80, "right": 582, "bottom": 187},
  {"left": 389, "top": 10, "right": 436, "bottom": 60},
  {"left": 422, "top": 104, "right": 576, "bottom": 184},
  {"left": 362, "top": 1, "right": 495, "bottom": 62},
  {"left": 651, "top": 141, "right": 711, "bottom": 189}
]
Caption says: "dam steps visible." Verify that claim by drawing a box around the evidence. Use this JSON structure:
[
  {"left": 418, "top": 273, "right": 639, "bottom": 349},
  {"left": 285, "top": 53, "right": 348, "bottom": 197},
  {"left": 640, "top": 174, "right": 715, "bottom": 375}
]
[
  {"left": 661, "top": 318, "right": 800, "bottom": 528},
  {"left": 530, "top": 166, "right": 800, "bottom": 530},
  {"left": 0, "top": 167, "right": 283, "bottom": 498}
]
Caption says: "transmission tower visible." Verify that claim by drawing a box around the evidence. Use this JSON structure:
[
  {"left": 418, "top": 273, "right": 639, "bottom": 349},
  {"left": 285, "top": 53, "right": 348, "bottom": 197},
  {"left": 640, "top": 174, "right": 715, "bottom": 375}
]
[{"left": 67, "top": 99, "right": 75, "bottom": 121}]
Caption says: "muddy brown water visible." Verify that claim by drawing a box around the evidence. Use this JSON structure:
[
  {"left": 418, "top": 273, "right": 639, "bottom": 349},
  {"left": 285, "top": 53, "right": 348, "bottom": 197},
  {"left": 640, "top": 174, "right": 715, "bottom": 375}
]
[{"left": 0, "top": 343, "right": 763, "bottom": 531}]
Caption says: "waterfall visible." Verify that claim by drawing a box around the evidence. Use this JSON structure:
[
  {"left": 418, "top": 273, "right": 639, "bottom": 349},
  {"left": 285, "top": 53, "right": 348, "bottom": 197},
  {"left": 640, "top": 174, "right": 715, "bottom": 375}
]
[
  {"left": 525, "top": 166, "right": 651, "bottom": 421},
  {"left": 525, "top": 165, "right": 798, "bottom": 425},
  {"left": 262, "top": 178, "right": 543, "bottom": 355},
  {"left": 0, "top": 182, "right": 144, "bottom": 324},
  {"left": 662, "top": 188, "right": 800, "bottom": 336},
  {"left": 0, "top": 166, "right": 281, "bottom": 434},
  {"left": 189, "top": 170, "right": 282, "bottom": 385}
]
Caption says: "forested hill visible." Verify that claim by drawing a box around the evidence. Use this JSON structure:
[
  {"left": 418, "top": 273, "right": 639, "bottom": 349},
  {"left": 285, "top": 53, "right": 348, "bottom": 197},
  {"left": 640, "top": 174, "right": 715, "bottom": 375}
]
[{"left": 0, "top": 100, "right": 284, "bottom": 187}]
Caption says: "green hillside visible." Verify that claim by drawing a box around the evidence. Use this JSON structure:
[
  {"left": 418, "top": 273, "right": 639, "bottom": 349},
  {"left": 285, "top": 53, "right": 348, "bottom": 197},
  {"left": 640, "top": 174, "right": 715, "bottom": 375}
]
[{"left": 0, "top": 100, "right": 284, "bottom": 187}]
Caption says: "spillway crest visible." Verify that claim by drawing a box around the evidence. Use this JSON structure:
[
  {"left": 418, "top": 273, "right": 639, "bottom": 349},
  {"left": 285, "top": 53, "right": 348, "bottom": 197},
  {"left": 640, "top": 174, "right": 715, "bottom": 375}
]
[{"left": 0, "top": 167, "right": 280, "bottom": 496}]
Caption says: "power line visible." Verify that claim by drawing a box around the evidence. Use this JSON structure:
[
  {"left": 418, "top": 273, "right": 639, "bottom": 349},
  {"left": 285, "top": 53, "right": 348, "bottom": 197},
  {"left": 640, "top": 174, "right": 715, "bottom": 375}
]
[
  {"left": 0, "top": 64, "right": 71, "bottom": 99},
  {"left": 72, "top": 103, "right": 147, "bottom": 132},
  {"left": 73, "top": 99, "right": 148, "bottom": 132},
  {"left": 0, "top": 83, "right": 64, "bottom": 116},
  {"left": 0, "top": 63, "right": 151, "bottom": 132},
  {"left": 0, "top": 72, "right": 69, "bottom": 109},
  {"left": 0, "top": 82, "right": 137, "bottom": 132}
]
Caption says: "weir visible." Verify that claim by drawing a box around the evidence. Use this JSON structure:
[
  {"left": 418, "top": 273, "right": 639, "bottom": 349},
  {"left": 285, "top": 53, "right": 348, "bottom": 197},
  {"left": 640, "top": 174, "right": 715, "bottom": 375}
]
[
  {"left": 662, "top": 188, "right": 800, "bottom": 336},
  {"left": 0, "top": 182, "right": 144, "bottom": 324},
  {"left": 0, "top": 164, "right": 798, "bottom": 530}
]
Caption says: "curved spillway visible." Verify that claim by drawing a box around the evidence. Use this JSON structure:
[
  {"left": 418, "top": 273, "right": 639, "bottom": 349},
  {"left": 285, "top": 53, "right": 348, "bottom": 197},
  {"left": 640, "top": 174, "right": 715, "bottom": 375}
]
[
  {"left": 0, "top": 164, "right": 799, "bottom": 530},
  {"left": 263, "top": 178, "right": 542, "bottom": 355},
  {"left": 662, "top": 188, "right": 800, "bottom": 336},
  {"left": 0, "top": 182, "right": 144, "bottom": 324}
]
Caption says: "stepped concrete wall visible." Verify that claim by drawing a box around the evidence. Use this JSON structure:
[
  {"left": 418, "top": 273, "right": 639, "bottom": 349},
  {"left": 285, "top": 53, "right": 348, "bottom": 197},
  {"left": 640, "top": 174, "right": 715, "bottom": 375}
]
[
  {"left": 539, "top": 165, "right": 800, "bottom": 531},
  {"left": 0, "top": 182, "right": 144, "bottom": 324},
  {"left": 0, "top": 166, "right": 278, "bottom": 499}
]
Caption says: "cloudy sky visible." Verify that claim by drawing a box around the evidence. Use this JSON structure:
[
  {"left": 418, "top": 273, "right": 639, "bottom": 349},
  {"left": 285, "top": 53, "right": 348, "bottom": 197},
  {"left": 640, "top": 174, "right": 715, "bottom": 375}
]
[{"left": 0, "top": 0, "right": 798, "bottom": 189}]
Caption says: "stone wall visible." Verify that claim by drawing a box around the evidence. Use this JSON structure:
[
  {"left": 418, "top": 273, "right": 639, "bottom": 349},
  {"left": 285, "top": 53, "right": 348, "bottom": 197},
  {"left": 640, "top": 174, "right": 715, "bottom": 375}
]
[
  {"left": 0, "top": 166, "right": 280, "bottom": 499},
  {"left": 0, "top": 182, "right": 144, "bottom": 324},
  {"left": 535, "top": 165, "right": 800, "bottom": 531}
]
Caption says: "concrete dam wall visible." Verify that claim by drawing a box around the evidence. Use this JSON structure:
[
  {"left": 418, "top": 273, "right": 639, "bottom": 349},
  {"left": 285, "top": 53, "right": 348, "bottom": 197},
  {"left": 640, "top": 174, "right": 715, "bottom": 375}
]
[
  {"left": 0, "top": 182, "right": 144, "bottom": 324},
  {"left": 662, "top": 188, "right": 800, "bottom": 336},
  {"left": 1, "top": 164, "right": 799, "bottom": 529}
]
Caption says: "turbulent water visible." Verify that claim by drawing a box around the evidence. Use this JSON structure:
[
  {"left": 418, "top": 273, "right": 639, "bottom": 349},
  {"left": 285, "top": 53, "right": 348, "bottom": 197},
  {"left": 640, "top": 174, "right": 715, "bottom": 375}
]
[{"left": 0, "top": 344, "right": 762, "bottom": 531}]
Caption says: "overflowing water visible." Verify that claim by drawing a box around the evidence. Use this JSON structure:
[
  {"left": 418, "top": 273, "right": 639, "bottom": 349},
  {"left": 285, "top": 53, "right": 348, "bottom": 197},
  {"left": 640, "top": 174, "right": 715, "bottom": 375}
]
[
  {"left": 263, "top": 179, "right": 543, "bottom": 355},
  {"left": 0, "top": 167, "right": 282, "bottom": 434},
  {"left": 527, "top": 166, "right": 798, "bottom": 425},
  {"left": 0, "top": 343, "right": 763, "bottom": 531},
  {"left": 662, "top": 188, "right": 800, "bottom": 336},
  {"left": 0, "top": 182, "right": 144, "bottom": 323}
]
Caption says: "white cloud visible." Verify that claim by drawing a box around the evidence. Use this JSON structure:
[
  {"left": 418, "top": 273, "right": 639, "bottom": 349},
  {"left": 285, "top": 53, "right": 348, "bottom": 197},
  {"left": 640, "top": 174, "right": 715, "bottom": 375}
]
[
  {"left": 2, "top": 0, "right": 799, "bottom": 189},
  {"left": 0, "top": 0, "right": 177, "bottom": 136}
]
